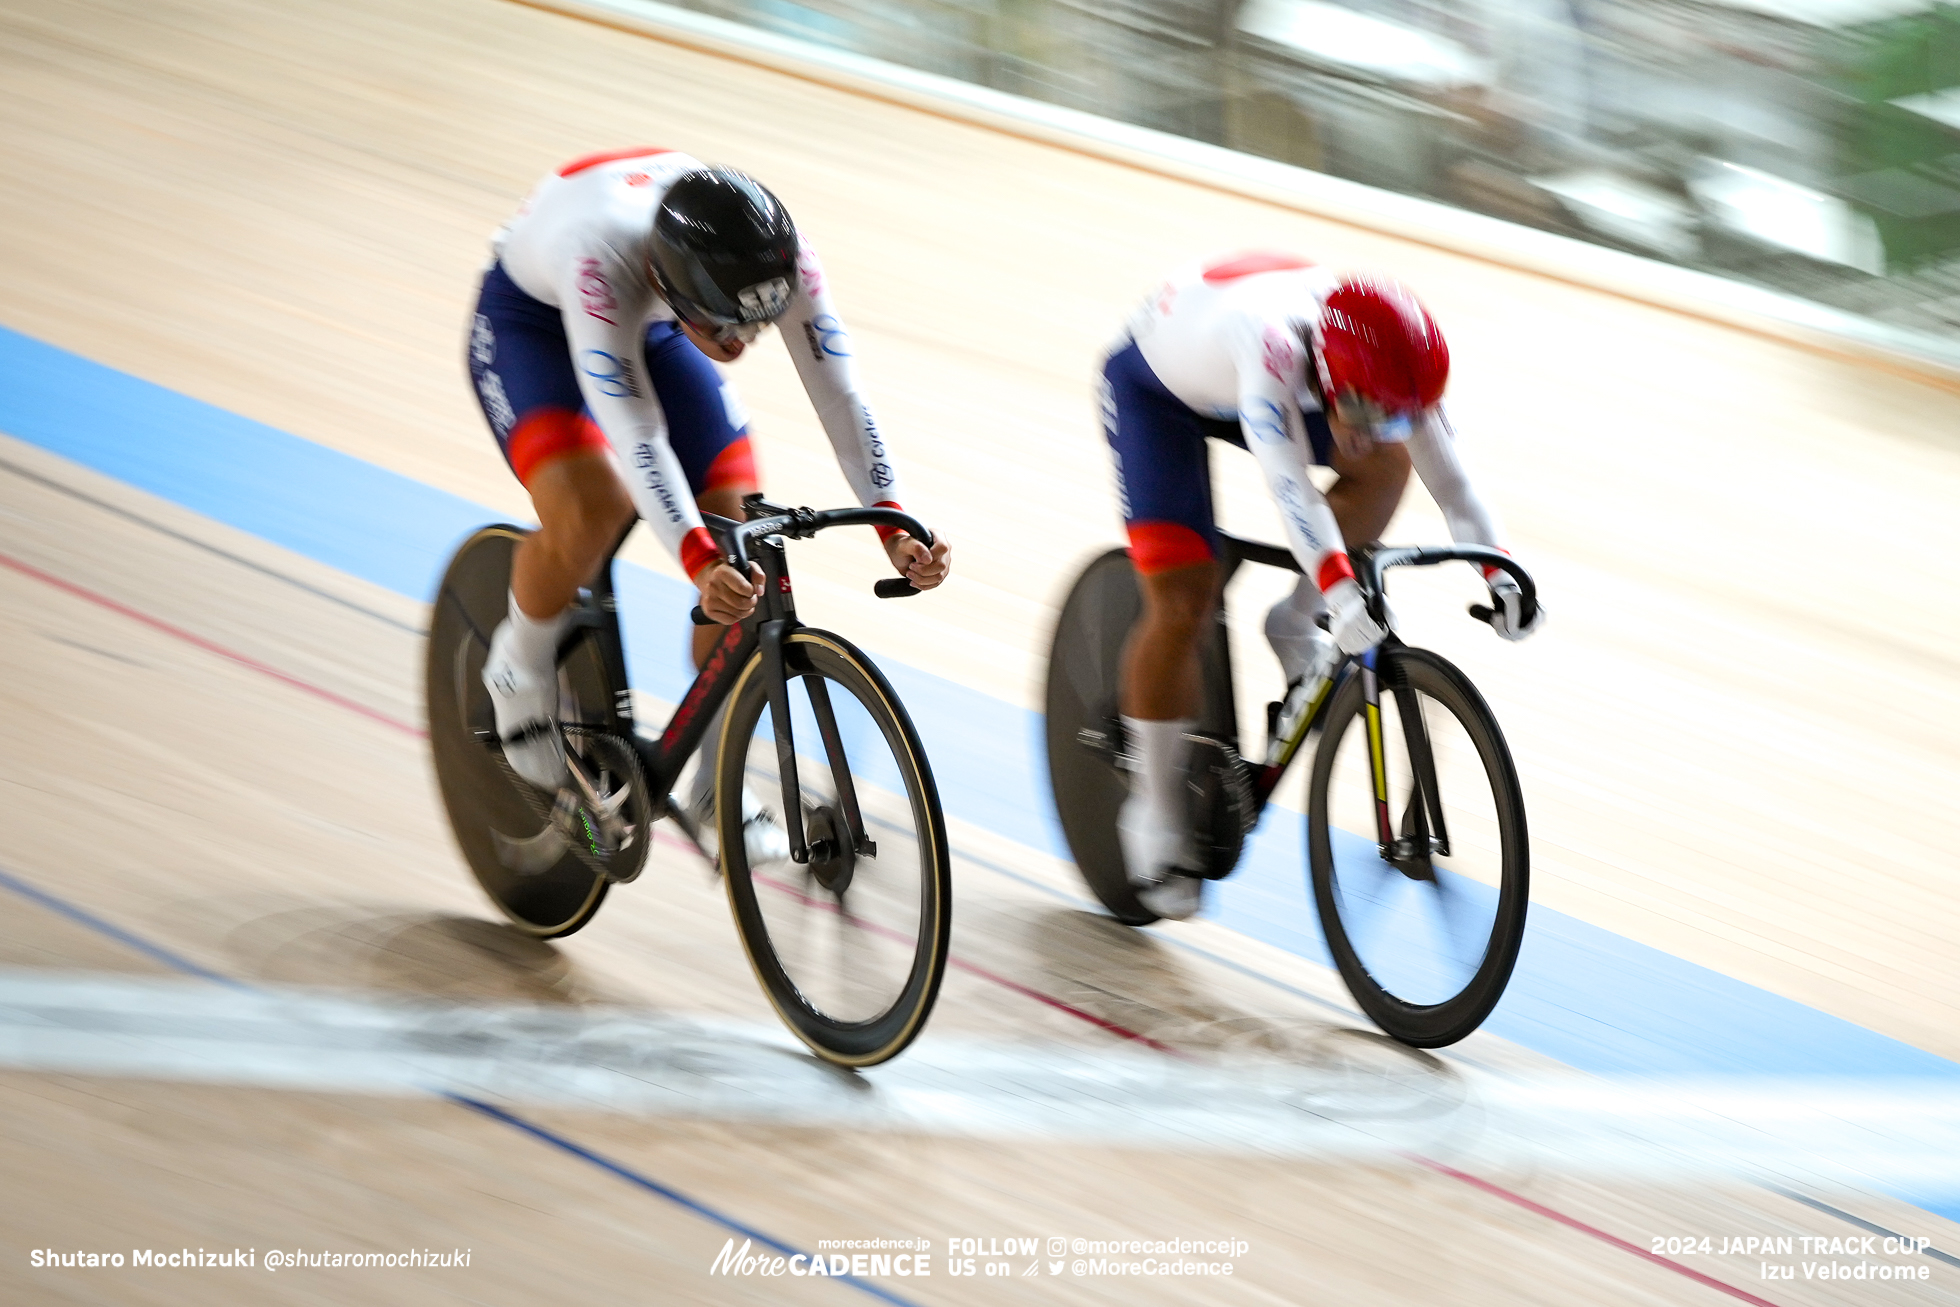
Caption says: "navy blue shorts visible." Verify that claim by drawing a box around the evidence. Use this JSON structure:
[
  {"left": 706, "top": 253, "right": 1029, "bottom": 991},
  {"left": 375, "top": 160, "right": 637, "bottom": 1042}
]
[
  {"left": 467, "top": 261, "right": 754, "bottom": 491},
  {"left": 1101, "top": 339, "right": 1333, "bottom": 573}
]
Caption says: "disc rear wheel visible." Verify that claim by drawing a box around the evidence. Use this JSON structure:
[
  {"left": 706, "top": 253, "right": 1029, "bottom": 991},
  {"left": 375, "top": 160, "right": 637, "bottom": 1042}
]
[
  {"left": 426, "top": 526, "right": 626, "bottom": 937},
  {"left": 1043, "top": 549, "right": 1240, "bottom": 922}
]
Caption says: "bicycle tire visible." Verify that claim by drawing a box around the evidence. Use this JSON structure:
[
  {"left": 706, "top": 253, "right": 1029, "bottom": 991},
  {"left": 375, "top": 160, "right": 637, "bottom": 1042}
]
[
  {"left": 717, "top": 629, "right": 951, "bottom": 1065},
  {"left": 1307, "top": 645, "right": 1528, "bottom": 1047},
  {"left": 424, "top": 526, "right": 614, "bottom": 937}
]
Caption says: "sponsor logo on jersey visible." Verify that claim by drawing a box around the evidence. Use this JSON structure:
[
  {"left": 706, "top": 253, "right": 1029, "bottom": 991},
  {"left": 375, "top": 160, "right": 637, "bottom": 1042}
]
[
  {"left": 1244, "top": 397, "right": 1290, "bottom": 445},
  {"left": 476, "top": 370, "right": 516, "bottom": 439},
  {"left": 869, "top": 463, "right": 894, "bottom": 489},
  {"left": 797, "top": 247, "right": 825, "bottom": 299},
  {"left": 580, "top": 349, "right": 642, "bottom": 398},
  {"left": 803, "top": 314, "right": 851, "bottom": 359},
  {"left": 575, "top": 257, "right": 617, "bottom": 325},
  {"left": 470, "top": 314, "right": 496, "bottom": 367},
  {"left": 1269, "top": 474, "right": 1327, "bottom": 556},
  {"left": 1261, "top": 327, "right": 1298, "bottom": 382},
  {"left": 632, "top": 445, "right": 686, "bottom": 523},
  {"left": 859, "top": 404, "right": 886, "bottom": 460},
  {"left": 737, "top": 278, "right": 791, "bottom": 321}
]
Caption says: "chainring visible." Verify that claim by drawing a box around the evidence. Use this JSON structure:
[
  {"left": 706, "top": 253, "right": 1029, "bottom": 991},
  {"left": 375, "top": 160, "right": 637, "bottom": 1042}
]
[
  {"left": 488, "top": 725, "right": 652, "bottom": 884},
  {"left": 1185, "top": 733, "right": 1256, "bottom": 880}
]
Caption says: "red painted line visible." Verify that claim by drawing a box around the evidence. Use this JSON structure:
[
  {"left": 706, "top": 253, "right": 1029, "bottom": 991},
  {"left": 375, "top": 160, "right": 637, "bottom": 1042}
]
[
  {"left": 1410, "top": 1156, "right": 1785, "bottom": 1307},
  {"left": 0, "top": 548, "right": 424, "bottom": 739},
  {"left": 11, "top": 550, "right": 1789, "bottom": 1301},
  {"left": 15, "top": 546, "right": 1169, "bottom": 1055},
  {"left": 947, "top": 953, "right": 1180, "bottom": 1055},
  {"left": 746, "top": 862, "right": 1180, "bottom": 1055}
]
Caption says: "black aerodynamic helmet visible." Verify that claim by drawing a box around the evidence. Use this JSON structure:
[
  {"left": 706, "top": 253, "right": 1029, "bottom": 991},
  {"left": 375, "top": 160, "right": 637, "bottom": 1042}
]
[{"left": 648, "top": 167, "right": 799, "bottom": 329}]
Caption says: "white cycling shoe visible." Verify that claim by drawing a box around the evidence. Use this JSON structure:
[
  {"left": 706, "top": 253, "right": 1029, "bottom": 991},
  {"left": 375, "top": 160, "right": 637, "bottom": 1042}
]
[
  {"left": 690, "top": 785, "right": 794, "bottom": 867},
  {"left": 1118, "top": 794, "right": 1204, "bottom": 921},
  {"left": 483, "top": 619, "right": 568, "bottom": 791},
  {"left": 1265, "top": 601, "right": 1339, "bottom": 689}
]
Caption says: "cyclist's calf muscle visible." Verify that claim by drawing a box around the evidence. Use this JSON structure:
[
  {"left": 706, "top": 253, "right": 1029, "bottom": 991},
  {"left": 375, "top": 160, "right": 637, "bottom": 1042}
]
[{"left": 1121, "top": 560, "right": 1217, "bottom": 721}]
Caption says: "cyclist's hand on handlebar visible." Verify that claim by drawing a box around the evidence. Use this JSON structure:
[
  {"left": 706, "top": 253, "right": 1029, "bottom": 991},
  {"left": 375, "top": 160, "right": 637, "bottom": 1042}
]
[
  {"left": 1322, "top": 578, "right": 1389, "bottom": 656},
  {"left": 1487, "top": 578, "right": 1545, "bottom": 641},
  {"left": 696, "top": 559, "right": 764, "bottom": 625},
  {"left": 884, "top": 530, "right": 951, "bottom": 591}
]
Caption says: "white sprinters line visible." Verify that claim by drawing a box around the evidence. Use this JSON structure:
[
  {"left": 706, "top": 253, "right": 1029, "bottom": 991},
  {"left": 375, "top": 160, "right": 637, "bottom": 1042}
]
[{"left": 3, "top": 967, "right": 1958, "bottom": 1198}]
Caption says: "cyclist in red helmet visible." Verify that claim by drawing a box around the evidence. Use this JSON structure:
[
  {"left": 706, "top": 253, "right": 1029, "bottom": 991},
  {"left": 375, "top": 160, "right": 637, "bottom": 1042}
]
[{"left": 1100, "top": 252, "right": 1543, "bottom": 919}]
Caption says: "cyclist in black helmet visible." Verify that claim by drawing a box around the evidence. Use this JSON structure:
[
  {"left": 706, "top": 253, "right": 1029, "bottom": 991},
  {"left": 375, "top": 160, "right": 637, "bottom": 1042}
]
[{"left": 467, "top": 148, "right": 951, "bottom": 856}]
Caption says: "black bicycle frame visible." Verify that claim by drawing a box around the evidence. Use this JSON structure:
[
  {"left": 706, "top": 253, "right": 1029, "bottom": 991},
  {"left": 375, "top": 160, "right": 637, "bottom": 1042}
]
[
  {"left": 566, "top": 496, "right": 930, "bottom": 865},
  {"left": 1208, "top": 533, "right": 1536, "bottom": 861}
]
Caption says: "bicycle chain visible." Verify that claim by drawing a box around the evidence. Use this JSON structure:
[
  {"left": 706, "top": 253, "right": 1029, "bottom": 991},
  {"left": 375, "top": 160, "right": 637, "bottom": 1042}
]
[{"left": 487, "top": 725, "right": 651, "bottom": 884}]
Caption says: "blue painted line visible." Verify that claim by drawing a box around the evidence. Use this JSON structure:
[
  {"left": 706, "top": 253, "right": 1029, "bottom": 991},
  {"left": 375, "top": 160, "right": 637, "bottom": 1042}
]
[
  {"left": 0, "top": 325, "right": 492, "bottom": 603},
  {"left": 0, "top": 857, "right": 928, "bottom": 1300},
  {"left": 0, "top": 863, "right": 243, "bottom": 988},
  {"left": 449, "top": 1095, "right": 930, "bottom": 1304},
  {"left": 3, "top": 323, "right": 1957, "bottom": 1221}
]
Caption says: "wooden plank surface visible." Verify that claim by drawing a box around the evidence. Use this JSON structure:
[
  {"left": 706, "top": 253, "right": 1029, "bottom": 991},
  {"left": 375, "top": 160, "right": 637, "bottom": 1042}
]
[{"left": 2, "top": 0, "right": 1959, "bottom": 1300}]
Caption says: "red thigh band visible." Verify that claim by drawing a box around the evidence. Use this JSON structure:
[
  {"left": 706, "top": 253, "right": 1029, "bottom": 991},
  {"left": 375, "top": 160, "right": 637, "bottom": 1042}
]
[
  {"left": 702, "top": 435, "right": 758, "bottom": 495},
  {"left": 508, "top": 408, "right": 611, "bottom": 486},
  {"left": 1126, "top": 521, "right": 1214, "bottom": 574}
]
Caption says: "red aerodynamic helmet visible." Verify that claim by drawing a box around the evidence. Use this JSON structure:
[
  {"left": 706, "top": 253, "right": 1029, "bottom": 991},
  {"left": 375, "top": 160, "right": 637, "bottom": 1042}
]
[{"left": 1313, "top": 277, "right": 1450, "bottom": 418}]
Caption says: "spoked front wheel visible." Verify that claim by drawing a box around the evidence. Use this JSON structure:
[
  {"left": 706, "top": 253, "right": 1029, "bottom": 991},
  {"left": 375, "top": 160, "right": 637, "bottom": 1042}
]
[
  {"left": 1308, "top": 646, "right": 1528, "bottom": 1047},
  {"left": 718, "top": 629, "right": 951, "bottom": 1065}
]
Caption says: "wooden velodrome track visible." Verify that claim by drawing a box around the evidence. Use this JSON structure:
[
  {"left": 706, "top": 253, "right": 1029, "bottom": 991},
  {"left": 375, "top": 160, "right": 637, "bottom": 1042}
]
[{"left": 3, "top": 0, "right": 1959, "bottom": 1302}]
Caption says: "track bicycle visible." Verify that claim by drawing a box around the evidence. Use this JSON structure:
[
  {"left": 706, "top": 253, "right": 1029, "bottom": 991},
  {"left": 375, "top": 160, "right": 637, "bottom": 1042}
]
[
  {"left": 425, "top": 495, "right": 951, "bottom": 1066},
  {"left": 1045, "top": 535, "right": 1537, "bottom": 1047}
]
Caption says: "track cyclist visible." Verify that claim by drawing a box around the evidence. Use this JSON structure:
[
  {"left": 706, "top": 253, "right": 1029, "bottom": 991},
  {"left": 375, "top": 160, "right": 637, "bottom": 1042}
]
[
  {"left": 466, "top": 147, "right": 951, "bottom": 856},
  {"left": 1102, "top": 251, "right": 1542, "bottom": 920}
]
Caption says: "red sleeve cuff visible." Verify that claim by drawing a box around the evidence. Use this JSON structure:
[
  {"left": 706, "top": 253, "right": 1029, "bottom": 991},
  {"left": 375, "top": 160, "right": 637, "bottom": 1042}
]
[
  {"left": 1481, "top": 546, "right": 1511, "bottom": 582},
  {"left": 872, "top": 500, "right": 906, "bottom": 544},
  {"left": 1315, "top": 552, "right": 1356, "bottom": 593},
  {"left": 680, "top": 527, "right": 720, "bottom": 581}
]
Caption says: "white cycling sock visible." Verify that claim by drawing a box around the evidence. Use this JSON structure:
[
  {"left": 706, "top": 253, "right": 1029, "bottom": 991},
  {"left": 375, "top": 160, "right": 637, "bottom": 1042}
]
[
  {"left": 1123, "top": 715, "right": 1195, "bottom": 833},
  {"left": 505, "top": 590, "right": 571, "bottom": 676}
]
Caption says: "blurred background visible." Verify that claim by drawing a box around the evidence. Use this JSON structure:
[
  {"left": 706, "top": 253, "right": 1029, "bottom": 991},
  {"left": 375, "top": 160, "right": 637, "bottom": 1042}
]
[
  {"left": 3, "top": 0, "right": 1958, "bottom": 1299},
  {"left": 678, "top": 0, "right": 1960, "bottom": 336}
]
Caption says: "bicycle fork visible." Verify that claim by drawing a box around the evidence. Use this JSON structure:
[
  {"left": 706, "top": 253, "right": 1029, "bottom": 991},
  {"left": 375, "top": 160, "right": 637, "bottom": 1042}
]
[
  {"left": 1362, "top": 647, "right": 1451, "bottom": 877},
  {"left": 757, "top": 618, "right": 877, "bottom": 872}
]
